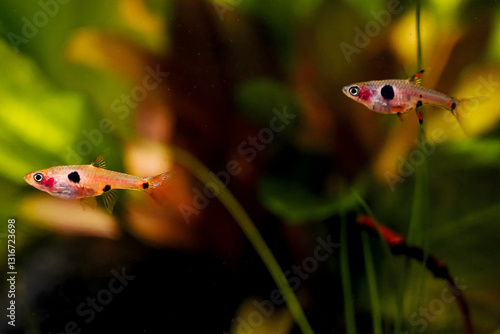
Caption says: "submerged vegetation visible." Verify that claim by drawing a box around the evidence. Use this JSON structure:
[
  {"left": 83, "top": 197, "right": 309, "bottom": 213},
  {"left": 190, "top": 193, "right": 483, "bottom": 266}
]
[{"left": 1, "top": 0, "right": 500, "bottom": 333}]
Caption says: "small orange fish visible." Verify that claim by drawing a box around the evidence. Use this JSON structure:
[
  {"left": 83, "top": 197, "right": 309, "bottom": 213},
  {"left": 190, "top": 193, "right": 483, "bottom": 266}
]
[
  {"left": 342, "top": 70, "right": 479, "bottom": 130},
  {"left": 24, "top": 156, "right": 174, "bottom": 213}
]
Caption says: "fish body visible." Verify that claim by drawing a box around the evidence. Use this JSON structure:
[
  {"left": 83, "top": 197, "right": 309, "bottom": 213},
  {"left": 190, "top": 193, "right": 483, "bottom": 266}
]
[
  {"left": 24, "top": 156, "right": 174, "bottom": 212},
  {"left": 342, "top": 71, "right": 473, "bottom": 128}
]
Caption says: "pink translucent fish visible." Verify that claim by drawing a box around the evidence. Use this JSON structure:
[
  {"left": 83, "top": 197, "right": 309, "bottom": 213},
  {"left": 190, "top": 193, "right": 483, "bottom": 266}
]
[
  {"left": 24, "top": 156, "right": 174, "bottom": 213},
  {"left": 342, "top": 71, "right": 479, "bottom": 130}
]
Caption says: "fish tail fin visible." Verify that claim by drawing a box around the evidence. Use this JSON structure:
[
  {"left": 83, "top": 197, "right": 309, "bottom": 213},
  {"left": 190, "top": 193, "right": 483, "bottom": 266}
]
[
  {"left": 448, "top": 97, "right": 486, "bottom": 136},
  {"left": 143, "top": 171, "right": 176, "bottom": 205}
]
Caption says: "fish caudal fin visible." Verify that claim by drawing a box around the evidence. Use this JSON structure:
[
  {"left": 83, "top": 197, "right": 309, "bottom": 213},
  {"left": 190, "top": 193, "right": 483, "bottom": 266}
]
[
  {"left": 449, "top": 97, "right": 485, "bottom": 135},
  {"left": 143, "top": 171, "right": 176, "bottom": 205}
]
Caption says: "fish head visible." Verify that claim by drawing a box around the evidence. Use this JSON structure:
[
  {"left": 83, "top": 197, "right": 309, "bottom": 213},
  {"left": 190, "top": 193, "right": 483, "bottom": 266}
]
[
  {"left": 25, "top": 167, "right": 89, "bottom": 199},
  {"left": 342, "top": 83, "right": 374, "bottom": 106},
  {"left": 24, "top": 169, "right": 57, "bottom": 192}
]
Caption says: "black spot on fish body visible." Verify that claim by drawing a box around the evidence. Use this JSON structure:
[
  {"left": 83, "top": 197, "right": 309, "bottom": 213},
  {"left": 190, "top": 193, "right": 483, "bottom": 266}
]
[
  {"left": 416, "top": 100, "right": 423, "bottom": 108},
  {"left": 103, "top": 185, "right": 111, "bottom": 192},
  {"left": 142, "top": 182, "right": 149, "bottom": 189},
  {"left": 419, "top": 94, "right": 423, "bottom": 98},
  {"left": 381, "top": 85, "right": 394, "bottom": 100},
  {"left": 451, "top": 102, "right": 456, "bottom": 110},
  {"left": 68, "top": 171, "right": 80, "bottom": 183}
]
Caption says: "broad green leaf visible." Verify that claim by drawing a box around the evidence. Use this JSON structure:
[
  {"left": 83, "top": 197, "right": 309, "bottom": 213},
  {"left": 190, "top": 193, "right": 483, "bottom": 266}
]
[
  {"left": 259, "top": 176, "right": 358, "bottom": 223},
  {"left": 235, "top": 78, "right": 301, "bottom": 139},
  {"left": 0, "top": 39, "right": 86, "bottom": 183}
]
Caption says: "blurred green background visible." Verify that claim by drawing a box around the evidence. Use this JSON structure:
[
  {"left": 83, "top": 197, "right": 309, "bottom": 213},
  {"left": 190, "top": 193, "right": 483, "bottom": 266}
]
[{"left": 1, "top": 0, "right": 500, "bottom": 333}]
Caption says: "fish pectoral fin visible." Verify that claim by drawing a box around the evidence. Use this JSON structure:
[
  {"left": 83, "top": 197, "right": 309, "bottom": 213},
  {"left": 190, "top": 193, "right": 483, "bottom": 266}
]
[
  {"left": 102, "top": 189, "right": 118, "bottom": 214},
  {"left": 409, "top": 70, "right": 424, "bottom": 86},
  {"left": 80, "top": 197, "right": 97, "bottom": 211}
]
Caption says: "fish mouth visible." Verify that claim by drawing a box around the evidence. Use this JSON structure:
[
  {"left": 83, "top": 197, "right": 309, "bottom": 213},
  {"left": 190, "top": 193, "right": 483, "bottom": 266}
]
[
  {"left": 342, "top": 86, "right": 349, "bottom": 95},
  {"left": 23, "top": 173, "right": 32, "bottom": 184}
]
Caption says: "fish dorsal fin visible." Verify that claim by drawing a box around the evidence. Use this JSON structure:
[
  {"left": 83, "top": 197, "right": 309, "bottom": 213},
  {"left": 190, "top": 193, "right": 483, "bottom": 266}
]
[
  {"left": 409, "top": 70, "right": 424, "bottom": 86},
  {"left": 80, "top": 197, "right": 97, "bottom": 211},
  {"left": 91, "top": 155, "right": 107, "bottom": 169},
  {"left": 102, "top": 189, "right": 118, "bottom": 214}
]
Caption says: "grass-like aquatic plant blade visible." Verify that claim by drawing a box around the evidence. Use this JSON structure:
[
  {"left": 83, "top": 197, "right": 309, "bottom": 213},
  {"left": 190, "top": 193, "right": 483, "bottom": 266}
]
[
  {"left": 352, "top": 190, "right": 404, "bottom": 333},
  {"left": 340, "top": 210, "right": 357, "bottom": 334},
  {"left": 410, "top": 0, "right": 427, "bottom": 247},
  {"left": 416, "top": 0, "right": 422, "bottom": 72},
  {"left": 408, "top": 1, "right": 430, "bottom": 332},
  {"left": 171, "top": 147, "right": 315, "bottom": 334},
  {"left": 407, "top": 127, "right": 429, "bottom": 246},
  {"left": 361, "top": 232, "right": 382, "bottom": 334},
  {"left": 407, "top": 126, "right": 430, "bottom": 332},
  {"left": 357, "top": 216, "right": 474, "bottom": 334}
]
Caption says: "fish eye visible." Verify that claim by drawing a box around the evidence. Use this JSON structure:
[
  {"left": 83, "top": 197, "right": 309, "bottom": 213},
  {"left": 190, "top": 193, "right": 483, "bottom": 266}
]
[
  {"left": 33, "top": 172, "right": 44, "bottom": 183},
  {"left": 349, "top": 86, "right": 360, "bottom": 96}
]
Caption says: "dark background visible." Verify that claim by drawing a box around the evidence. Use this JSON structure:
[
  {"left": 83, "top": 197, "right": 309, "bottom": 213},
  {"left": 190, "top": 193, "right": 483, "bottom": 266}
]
[{"left": 1, "top": 1, "right": 499, "bottom": 333}]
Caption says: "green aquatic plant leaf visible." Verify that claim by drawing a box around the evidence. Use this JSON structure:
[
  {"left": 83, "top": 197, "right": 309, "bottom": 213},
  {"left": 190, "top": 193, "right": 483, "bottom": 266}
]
[
  {"left": 235, "top": 78, "right": 301, "bottom": 139},
  {"left": 0, "top": 39, "right": 86, "bottom": 183},
  {"left": 259, "top": 177, "right": 359, "bottom": 223}
]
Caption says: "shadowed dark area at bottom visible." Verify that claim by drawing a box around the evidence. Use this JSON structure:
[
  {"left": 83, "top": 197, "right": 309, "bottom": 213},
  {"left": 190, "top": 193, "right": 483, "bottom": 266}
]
[{"left": 3, "top": 236, "right": 245, "bottom": 334}]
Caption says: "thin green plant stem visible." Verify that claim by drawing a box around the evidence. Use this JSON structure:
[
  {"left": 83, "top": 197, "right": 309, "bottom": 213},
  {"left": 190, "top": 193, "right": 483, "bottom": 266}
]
[
  {"left": 409, "top": 0, "right": 427, "bottom": 246},
  {"left": 351, "top": 190, "right": 393, "bottom": 252},
  {"left": 408, "top": 125, "right": 429, "bottom": 334},
  {"left": 361, "top": 232, "right": 382, "bottom": 334},
  {"left": 408, "top": 1, "right": 430, "bottom": 332},
  {"left": 408, "top": 125, "right": 429, "bottom": 245},
  {"left": 340, "top": 211, "right": 357, "bottom": 334},
  {"left": 416, "top": 0, "right": 422, "bottom": 71},
  {"left": 351, "top": 190, "right": 375, "bottom": 219},
  {"left": 170, "top": 147, "right": 315, "bottom": 334},
  {"left": 351, "top": 190, "right": 404, "bottom": 333}
]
